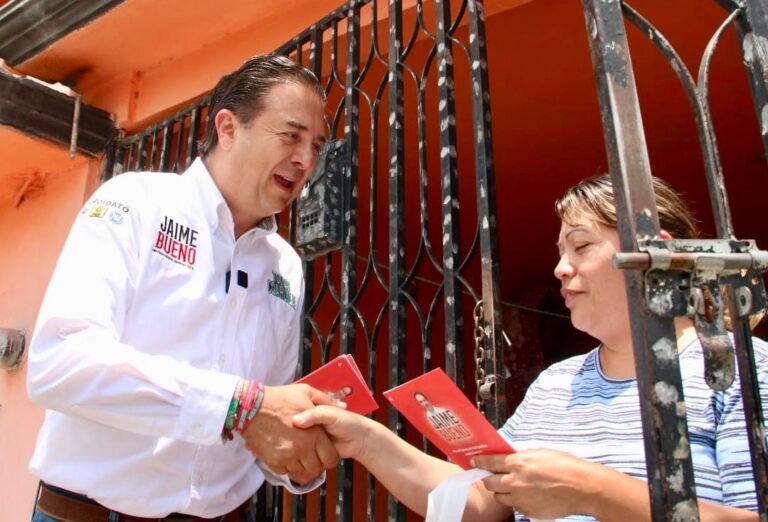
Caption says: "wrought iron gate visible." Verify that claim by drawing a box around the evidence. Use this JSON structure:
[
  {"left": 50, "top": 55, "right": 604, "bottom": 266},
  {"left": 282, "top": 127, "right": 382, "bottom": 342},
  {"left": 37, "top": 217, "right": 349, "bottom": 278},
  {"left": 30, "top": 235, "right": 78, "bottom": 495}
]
[
  {"left": 104, "top": 1, "right": 505, "bottom": 520},
  {"left": 582, "top": 0, "right": 768, "bottom": 521},
  {"left": 100, "top": 0, "right": 768, "bottom": 521}
]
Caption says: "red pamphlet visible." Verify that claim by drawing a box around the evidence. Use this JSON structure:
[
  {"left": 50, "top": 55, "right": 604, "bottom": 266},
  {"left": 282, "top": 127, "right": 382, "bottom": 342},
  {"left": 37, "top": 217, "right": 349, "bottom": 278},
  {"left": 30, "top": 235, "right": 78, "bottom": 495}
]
[
  {"left": 383, "top": 368, "right": 514, "bottom": 469},
  {"left": 298, "top": 354, "right": 378, "bottom": 415}
]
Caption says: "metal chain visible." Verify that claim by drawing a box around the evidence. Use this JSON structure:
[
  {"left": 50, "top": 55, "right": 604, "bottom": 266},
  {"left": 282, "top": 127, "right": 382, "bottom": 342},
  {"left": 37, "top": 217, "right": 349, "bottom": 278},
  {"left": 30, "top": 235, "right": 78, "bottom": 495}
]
[{"left": 473, "top": 299, "right": 486, "bottom": 410}]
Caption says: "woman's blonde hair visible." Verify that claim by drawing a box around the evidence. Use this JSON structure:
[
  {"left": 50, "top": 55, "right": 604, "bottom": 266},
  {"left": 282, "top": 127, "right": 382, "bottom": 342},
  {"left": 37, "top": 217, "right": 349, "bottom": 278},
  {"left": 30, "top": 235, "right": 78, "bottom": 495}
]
[
  {"left": 555, "top": 174, "right": 699, "bottom": 239},
  {"left": 555, "top": 174, "right": 763, "bottom": 330}
]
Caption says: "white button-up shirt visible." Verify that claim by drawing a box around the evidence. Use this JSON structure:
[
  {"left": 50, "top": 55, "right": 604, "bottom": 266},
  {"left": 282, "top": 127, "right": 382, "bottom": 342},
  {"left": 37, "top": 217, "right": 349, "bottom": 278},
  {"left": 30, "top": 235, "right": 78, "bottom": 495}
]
[{"left": 28, "top": 159, "right": 314, "bottom": 517}]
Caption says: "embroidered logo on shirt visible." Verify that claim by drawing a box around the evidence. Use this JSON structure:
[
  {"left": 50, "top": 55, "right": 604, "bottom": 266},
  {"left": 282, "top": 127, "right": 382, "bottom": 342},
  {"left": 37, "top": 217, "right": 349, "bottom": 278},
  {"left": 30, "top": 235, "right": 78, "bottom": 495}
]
[
  {"left": 83, "top": 199, "right": 130, "bottom": 219},
  {"left": 88, "top": 205, "right": 109, "bottom": 218},
  {"left": 153, "top": 215, "right": 198, "bottom": 269},
  {"left": 267, "top": 271, "right": 297, "bottom": 309},
  {"left": 109, "top": 211, "right": 124, "bottom": 224}
]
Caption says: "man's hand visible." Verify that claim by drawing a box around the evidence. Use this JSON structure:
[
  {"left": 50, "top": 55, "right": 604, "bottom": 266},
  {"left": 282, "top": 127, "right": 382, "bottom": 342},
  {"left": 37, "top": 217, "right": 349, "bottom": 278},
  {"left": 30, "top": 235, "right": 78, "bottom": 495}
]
[
  {"left": 242, "top": 383, "right": 340, "bottom": 483},
  {"left": 292, "top": 404, "right": 376, "bottom": 462}
]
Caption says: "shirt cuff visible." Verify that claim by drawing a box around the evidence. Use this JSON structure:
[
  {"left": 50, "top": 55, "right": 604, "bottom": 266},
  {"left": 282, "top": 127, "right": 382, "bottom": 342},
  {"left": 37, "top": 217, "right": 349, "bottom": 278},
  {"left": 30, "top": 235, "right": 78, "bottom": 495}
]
[
  {"left": 175, "top": 368, "right": 240, "bottom": 445},
  {"left": 256, "top": 460, "right": 325, "bottom": 494}
]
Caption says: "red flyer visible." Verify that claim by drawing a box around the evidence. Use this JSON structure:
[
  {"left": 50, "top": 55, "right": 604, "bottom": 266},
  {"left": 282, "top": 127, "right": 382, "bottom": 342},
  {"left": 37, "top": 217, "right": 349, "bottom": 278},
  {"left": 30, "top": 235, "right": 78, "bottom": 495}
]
[
  {"left": 383, "top": 368, "right": 513, "bottom": 469},
  {"left": 298, "top": 355, "right": 378, "bottom": 415}
]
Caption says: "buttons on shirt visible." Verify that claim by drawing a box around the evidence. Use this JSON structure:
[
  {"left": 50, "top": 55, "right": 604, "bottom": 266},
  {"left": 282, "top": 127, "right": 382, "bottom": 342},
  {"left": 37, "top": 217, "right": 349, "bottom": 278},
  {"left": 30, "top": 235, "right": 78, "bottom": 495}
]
[
  {"left": 218, "top": 354, "right": 226, "bottom": 365},
  {"left": 228, "top": 298, "right": 238, "bottom": 308}
]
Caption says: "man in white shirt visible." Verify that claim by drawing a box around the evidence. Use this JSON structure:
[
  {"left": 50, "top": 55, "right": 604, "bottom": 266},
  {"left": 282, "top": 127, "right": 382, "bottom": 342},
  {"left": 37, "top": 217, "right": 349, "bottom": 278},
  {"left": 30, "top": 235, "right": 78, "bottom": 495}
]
[{"left": 27, "top": 54, "right": 338, "bottom": 521}]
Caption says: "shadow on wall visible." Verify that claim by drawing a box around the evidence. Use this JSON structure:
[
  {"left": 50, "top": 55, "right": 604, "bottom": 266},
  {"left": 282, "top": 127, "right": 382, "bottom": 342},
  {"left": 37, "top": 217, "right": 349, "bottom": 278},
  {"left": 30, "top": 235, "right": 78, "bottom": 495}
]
[{"left": 501, "top": 285, "right": 596, "bottom": 412}]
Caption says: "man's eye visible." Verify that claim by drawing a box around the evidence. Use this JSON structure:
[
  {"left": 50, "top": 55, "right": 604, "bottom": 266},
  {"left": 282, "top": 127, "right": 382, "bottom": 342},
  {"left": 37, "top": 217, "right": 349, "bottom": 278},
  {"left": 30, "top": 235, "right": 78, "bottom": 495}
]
[{"left": 574, "top": 243, "right": 589, "bottom": 252}]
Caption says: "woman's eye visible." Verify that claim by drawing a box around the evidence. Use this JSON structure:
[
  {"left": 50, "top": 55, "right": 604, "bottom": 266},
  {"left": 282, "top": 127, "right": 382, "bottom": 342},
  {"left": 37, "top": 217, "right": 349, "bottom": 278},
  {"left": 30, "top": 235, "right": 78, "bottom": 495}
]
[{"left": 574, "top": 243, "right": 589, "bottom": 252}]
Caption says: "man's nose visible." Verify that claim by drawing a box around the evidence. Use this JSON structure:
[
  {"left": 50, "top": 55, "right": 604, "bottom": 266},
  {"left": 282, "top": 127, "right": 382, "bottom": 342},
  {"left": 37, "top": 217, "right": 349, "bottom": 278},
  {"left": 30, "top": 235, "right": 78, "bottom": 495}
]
[{"left": 292, "top": 144, "right": 315, "bottom": 172}]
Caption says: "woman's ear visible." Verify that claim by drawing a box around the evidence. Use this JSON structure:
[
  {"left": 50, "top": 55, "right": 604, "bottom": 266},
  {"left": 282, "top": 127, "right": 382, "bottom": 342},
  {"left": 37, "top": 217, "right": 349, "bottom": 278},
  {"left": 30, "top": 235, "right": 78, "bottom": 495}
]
[{"left": 660, "top": 229, "right": 673, "bottom": 240}]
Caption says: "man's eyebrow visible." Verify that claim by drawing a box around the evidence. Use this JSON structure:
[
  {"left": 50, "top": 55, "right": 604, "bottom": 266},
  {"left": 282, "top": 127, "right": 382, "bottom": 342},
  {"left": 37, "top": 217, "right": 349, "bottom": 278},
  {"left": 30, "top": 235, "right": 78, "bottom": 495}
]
[
  {"left": 286, "top": 119, "right": 327, "bottom": 144},
  {"left": 286, "top": 119, "right": 308, "bottom": 131}
]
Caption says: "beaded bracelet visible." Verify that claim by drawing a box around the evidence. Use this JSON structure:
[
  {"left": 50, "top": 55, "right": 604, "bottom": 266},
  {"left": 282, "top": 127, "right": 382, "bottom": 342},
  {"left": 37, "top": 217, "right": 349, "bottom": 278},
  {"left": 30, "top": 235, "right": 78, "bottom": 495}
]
[
  {"left": 235, "top": 381, "right": 265, "bottom": 434},
  {"left": 221, "top": 379, "right": 246, "bottom": 442},
  {"left": 222, "top": 379, "right": 266, "bottom": 442}
]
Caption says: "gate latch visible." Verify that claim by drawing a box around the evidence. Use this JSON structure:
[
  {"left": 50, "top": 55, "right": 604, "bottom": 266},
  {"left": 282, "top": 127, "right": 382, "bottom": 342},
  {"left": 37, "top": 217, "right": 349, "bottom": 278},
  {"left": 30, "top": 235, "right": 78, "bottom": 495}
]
[{"left": 614, "top": 238, "right": 768, "bottom": 390}]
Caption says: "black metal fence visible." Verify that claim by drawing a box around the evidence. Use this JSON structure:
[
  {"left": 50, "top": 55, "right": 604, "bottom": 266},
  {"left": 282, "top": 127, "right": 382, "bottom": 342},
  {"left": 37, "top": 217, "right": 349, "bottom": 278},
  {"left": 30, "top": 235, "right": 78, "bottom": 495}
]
[
  {"left": 105, "top": 1, "right": 505, "bottom": 520},
  {"left": 102, "top": 0, "right": 768, "bottom": 521},
  {"left": 582, "top": 0, "right": 768, "bottom": 520}
]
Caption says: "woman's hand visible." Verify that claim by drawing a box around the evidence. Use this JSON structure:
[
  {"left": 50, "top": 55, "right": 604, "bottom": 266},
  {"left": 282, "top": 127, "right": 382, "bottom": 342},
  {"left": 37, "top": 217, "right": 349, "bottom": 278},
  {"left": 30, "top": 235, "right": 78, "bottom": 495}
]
[
  {"left": 473, "top": 448, "right": 605, "bottom": 520},
  {"left": 292, "top": 404, "right": 377, "bottom": 462}
]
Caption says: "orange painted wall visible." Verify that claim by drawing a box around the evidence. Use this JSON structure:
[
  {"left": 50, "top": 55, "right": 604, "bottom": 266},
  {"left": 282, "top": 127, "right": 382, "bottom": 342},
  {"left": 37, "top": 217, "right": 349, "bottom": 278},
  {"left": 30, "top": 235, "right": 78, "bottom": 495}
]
[{"left": 0, "top": 157, "right": 100, "bottom": 521}]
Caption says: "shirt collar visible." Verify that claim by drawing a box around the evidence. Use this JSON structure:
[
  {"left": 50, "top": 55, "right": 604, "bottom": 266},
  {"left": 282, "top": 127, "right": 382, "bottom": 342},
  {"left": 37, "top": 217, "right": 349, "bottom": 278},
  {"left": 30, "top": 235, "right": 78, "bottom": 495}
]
[
  {"left": 183, "top": 158, "right": 278, "bottom": 239},
  {"left": 183, "top": 158, "right": 226, "bottom": 233}
]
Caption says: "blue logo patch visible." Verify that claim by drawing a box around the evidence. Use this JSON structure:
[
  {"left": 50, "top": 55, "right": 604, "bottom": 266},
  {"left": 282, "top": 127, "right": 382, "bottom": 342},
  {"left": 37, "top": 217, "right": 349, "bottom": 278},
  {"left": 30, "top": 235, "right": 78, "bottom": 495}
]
[{"left": 109, "top": 211, "right": 124, "bottom": 225}]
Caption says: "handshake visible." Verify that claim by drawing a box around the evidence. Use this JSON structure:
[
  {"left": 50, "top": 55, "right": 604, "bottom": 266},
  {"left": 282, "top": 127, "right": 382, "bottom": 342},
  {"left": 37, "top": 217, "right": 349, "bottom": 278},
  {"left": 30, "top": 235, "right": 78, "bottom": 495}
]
[
  {"left": 239, "top": 355, "right": 378, "bottom": 485},
  {"left": 238, "top": 381, "right": 352, "bottom": 485}
]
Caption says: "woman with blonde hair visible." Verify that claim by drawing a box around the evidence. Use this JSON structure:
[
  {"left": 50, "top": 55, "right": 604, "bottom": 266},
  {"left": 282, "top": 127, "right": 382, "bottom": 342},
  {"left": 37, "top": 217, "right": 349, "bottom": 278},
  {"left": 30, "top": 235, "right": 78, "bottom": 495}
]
[{"left": 294, "top": 174, "right": 766, "bottom": 521}]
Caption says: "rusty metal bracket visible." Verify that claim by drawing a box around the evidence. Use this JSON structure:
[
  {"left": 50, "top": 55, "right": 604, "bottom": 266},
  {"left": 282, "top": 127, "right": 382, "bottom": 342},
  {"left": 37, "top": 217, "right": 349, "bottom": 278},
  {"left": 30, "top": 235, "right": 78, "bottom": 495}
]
[
  {"left": 690, "top": 270, "right": 734, "bottom": 390},
  {"left": 615, "top": 238, "right": 768, "bottom": 390}
]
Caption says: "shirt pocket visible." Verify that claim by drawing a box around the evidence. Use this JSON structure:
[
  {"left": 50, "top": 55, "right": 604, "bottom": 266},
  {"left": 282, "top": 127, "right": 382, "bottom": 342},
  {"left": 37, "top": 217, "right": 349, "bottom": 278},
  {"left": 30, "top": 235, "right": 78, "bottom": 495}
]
[{"left": 242, "top": 305, "right": 295, "bottom": 384}]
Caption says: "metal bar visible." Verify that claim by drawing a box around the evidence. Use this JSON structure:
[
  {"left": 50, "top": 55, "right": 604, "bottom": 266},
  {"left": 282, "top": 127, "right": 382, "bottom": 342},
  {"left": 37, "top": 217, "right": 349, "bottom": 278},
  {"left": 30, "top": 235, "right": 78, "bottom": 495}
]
[
  {"left": 272, "top": 484, "right": 282, "bottom": 522},
  {"left": 621, "top": 3, "right": 736, "bottom": 239},
  {"left": 614, "top": 251, "right": 768, "bottom": 271},
  {"left": 113, "top": 142, "right": 126, "bottom": 179},
  {"left": 714, "top": 0, "right": 740, "bottom": 10},
  {"left": 309, "top": 25, "right": 324, "bottom": 81},
  {"left": 135, "top": 134, "right": 149, "bottom": 171},
  {"left": 417, "top": 45, "right": 442, "bottom": 389},
  {"left": 290, "top": 24, "right": 325, "bottom": 522},
  {"left": 366, "top": 8, "right": 389, "bottom": 521},
  {"left": 386, "top": 0, "right": 407, "bottom": 520},
  {"left": 124, "top": 143, "right": 133, "bottom": 172},
  {"left": 185, "top": 106, "right": 201, "bottom": 170},
  {"left": 731, "top": 1, "right": 768, "bottom": 162},
  {"left": 145, "top": 131, "right": 156, "bottom": 171},
  {"left": 336, "top": 3, "right": 362, "bottom": 521},
  {"left": 694, "top": 7, "right": 740, "bottom": 238},
  {"left": 173, "top": 117, "right": 186, "bottom": 173},
  {"left": 158, "top": 121, "right": 174, "bottom": 171},
  {"left": 255, "top": 487, "right": 267, "bottom": 521},
  {"left": 466, "top": 0, "right": 506, "bottom": 426},
  {"left": 99, "top": 136, "right": 117, "bottom": 183},
  {"left": 727, "top": 284, "right": 768, "bottom": 519},
  {"left": 156, "top": 128, "right": 166, "bottom": 171},
  {"left": 435, "top": 0, "right": 464, "bottom": 388},
  {"left": 582, "top": 1, "right": 700, "bottom": 520},
  {"left": 416, "top": 47, "right": 443, "bottom": 275}
]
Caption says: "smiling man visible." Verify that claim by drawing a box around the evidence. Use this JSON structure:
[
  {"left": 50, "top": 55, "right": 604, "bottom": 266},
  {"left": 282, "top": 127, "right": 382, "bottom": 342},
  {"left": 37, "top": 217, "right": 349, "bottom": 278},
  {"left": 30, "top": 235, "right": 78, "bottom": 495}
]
[{"left": 27, "top": 55, "right": 338, "bottom": 521}]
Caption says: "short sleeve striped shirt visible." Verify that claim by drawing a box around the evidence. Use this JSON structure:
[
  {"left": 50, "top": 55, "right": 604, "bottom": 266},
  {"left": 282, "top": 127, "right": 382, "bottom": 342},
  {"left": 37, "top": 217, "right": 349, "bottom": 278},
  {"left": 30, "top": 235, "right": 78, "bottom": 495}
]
[{"left": 498, "top": 336, "right": 768, "bottom": 521}]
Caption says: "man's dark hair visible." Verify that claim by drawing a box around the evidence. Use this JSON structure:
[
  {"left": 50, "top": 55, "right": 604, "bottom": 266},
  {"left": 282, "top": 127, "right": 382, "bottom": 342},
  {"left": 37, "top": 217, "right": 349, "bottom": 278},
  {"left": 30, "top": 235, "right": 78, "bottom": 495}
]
[{"left": 199, "top": 54, "right": 326, "bottom": 157}]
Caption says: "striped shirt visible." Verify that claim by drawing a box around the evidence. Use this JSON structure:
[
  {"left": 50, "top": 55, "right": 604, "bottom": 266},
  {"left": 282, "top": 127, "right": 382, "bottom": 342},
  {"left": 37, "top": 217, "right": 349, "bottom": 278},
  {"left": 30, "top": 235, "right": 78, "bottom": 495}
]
[{"left": 499, "top": 337, "right": 768, "bottom": 521}]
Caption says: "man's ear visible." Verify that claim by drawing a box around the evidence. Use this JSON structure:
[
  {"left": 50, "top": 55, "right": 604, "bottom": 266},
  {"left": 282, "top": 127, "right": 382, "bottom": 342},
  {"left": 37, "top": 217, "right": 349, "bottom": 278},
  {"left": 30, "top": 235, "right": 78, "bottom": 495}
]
[
  {"left": 660, "top": 229, "right": 673, "bottom": 240},
  {"left": 214, "top": 109, "right": 238, "bottom": 151}
]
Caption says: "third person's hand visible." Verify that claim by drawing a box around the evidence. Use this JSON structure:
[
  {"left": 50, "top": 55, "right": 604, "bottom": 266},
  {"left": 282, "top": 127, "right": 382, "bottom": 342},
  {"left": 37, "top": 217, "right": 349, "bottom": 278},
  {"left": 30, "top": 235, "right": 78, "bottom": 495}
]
[{"left": 292, "top": 404, "right": 377, "bottom": 461}]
